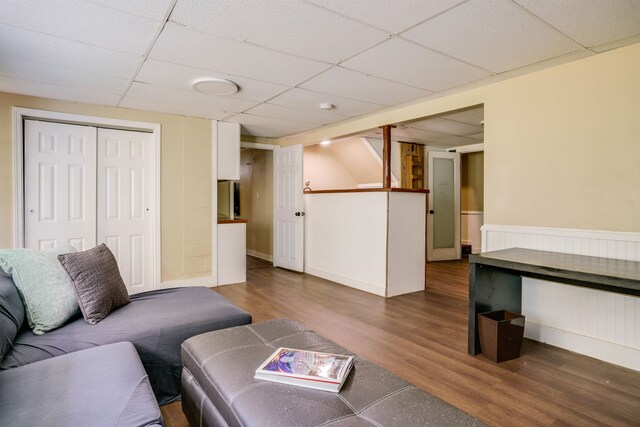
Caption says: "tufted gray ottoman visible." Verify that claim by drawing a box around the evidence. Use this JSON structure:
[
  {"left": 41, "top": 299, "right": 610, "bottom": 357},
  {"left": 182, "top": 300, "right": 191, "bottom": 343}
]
[{"left": 181, "top": 319, "right": 484, "bottom": 427}]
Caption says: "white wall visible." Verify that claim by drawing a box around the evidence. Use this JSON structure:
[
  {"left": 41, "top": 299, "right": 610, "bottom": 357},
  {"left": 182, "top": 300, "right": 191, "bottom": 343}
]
[
  {"left": 387, "top": 192, "right": 426, "bottom": 297},
  {"left": 304, "top": 192, "right": 388, "bottom": 296},
  {"left": 462, "top": 211, "right": 483, "bottom": 254},
  {"left": 482, "top": 224, "right": 640, "bottom": 371}
]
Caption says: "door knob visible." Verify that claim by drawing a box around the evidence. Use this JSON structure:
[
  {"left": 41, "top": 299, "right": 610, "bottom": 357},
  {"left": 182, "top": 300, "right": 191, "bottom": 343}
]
[{"left": 429, "top": 210, "right": 435, "bottom": 214}]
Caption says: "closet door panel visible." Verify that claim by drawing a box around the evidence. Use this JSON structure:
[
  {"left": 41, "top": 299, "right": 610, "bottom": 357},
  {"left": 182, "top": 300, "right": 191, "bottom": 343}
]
[
  {"left": 97, "top": 128, "right": 155, "bottom": 294},
  {"left": 24, "top": 120, "right": 97, "bottom": 252}
]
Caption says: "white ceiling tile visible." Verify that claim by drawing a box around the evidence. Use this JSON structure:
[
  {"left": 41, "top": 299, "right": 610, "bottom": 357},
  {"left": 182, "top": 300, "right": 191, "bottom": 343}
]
[
  {"left": 149, "top": 23, "right": 330, "bottom": 86},
  {"left": 308, "top": 0, "right": 465, "bottom": 33},
  {"left": 403, "top": 0, "right": 582, "bottom": 73},
  {"left": 246, "top": 103, "right": 349, "bottom": 125},
  {"left": 169, "top": 0, "right": 389, "bottom": 63},
  {"left": 86, "top": 0, "right": 174, "bottom": 21},
  {"left": 341, "top": 37, "right": 489, "bottom": 91},
  {"left": 126, "top": 82, "right": 259, "bottom": 113},
  {"left": 299, "top": 66, "right": 431, "bottom": 106},
  {"left": 0, "top": 55, "right": 129, "bottom": 95},
  {"left": 0, "top": 24, "right": 140, "bottom": 78},
  {"left": 268, "top": 88, "right": 384, "bottom": 117},
  {"left": 136, "top": 59, "right": 289, "bottom": 102},
  {"left": 120, "top": 96, "right": 230, "bottom": 120},
  {"left": 399, "top": 128, "right": 478, "bottom": 146},
  {"left": 441, "top": 108, "right": 484, "bottom": 126},
  {"left": 514, "top": 0, "right": 640, "bottom": 48},
  {"left": 0, "top": 1, "right": 161, "bottom": 55},
  {"left": 393, "top": 127, "right": 454, "bottom": 143},
  {"left": 410, "top": 118, "right": 483, "bottom": 135},
  {"left": 225, "top": 113, "right": 319, "bottom": 138},
  {"left": 0, "top": 76, "right": 120, "bottom": 105}
]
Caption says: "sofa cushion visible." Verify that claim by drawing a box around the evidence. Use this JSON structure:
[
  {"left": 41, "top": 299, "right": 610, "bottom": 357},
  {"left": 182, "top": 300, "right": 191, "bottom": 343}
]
[
  {"left": 0, "top": 341, "right": 163, "bottom": 427},
  {"left": 2, "top": 286, "right": 252, "bottom": 405},
  {"left": 0, "top": 273, "right": 25, "bottom": 361},
  {"left": 0, "top": 245, "right": 79, "bottom": 335},
  {"left": 58, "top": 243, "right": 130, "bottom": 324}
]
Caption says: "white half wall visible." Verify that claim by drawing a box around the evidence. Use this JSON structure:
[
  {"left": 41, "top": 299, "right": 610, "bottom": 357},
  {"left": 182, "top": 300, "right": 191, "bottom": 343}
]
[
  {"left": 462, "top": 211, "right": 483, "bottom": 254},
  {"left": 482, "top": 224, "right": 640, "bottom": 371},
  {"left": 304, "top": 192, "right": 388, "bottom": 296},
  {"left": 387, "top": 192, "right": 426, "bottom": 297}
]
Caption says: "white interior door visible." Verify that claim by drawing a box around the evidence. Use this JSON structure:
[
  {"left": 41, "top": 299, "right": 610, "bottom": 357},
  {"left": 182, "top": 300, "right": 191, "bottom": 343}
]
[
  {"left": 97, "top": 128, "right": 155, "bottom": 294},
  {"left": 427, "top": 151, "right": 461, "bottom": 261},
  {"left": 24, "top": 120, "right": 97, "bottom": 252},
  {"left": 273, "top": 144, "right": 304, "bottom": 272}
]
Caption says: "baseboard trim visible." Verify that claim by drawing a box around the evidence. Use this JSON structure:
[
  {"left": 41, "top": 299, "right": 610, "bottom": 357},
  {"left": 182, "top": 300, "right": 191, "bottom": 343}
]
[
  {"left": 525, "top": 321, "right": 640, "bottom": 371},
  {"left": 247, "top": 249, "right": 273, "bottom": 262},
  {"left": 160, "top": 275, "right": 217, "bottom": 289},
  {"left": 304, "top": 266, "right": 386, "bottom": 297}
]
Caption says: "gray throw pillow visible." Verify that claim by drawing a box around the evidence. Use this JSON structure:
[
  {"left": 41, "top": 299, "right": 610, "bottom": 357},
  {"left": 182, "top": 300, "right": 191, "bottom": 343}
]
[
  {"left": 0, "top": 245, "right": 79, "bottom": 335},
  {"left": 58, "top": 244, "right": 130, "bottom": 324}
]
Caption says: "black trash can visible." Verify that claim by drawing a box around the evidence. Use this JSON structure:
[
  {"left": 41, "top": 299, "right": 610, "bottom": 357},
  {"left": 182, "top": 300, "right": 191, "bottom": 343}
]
[{"left": 478, "top": 310, "right": 525, "bottom": 363}]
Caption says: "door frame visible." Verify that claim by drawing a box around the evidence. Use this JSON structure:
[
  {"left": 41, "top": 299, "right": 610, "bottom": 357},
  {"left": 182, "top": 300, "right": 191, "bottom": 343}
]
[{"left": 12, "top": 107, "right": 161, "bottom": 288}]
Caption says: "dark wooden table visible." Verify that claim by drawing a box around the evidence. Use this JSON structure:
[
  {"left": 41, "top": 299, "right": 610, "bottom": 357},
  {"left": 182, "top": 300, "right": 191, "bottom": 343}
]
[{"left": 468, "top": 248, "right": 640, "bottom": 355}]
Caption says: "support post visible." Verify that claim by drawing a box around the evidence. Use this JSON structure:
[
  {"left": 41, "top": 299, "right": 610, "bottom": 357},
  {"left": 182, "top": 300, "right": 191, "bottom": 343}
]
[{"left": 380, "top": 125, "right": 395, "bottom": 188}]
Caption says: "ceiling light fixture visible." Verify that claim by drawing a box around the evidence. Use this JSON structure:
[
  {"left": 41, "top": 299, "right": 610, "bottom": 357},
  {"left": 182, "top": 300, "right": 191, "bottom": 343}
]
[
  {"left": 320, "top": 140, "right": 331, "bottom": 146},
  {"left": 319, "top": 103, "right": 335, "bottom": 111},
  {"left": 192, "top": 77, "right": 239, "bottom": 96}
]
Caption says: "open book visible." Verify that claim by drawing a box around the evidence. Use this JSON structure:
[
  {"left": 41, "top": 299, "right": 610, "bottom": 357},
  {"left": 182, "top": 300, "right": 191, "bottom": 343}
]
[{"left": 255, "top": 347, "right": 354, "bottom": 392}]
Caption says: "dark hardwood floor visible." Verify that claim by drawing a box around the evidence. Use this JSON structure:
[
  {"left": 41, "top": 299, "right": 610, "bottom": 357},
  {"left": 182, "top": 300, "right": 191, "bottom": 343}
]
[{"left": 162, "top": 256, "right": 640, "bottom": 426}]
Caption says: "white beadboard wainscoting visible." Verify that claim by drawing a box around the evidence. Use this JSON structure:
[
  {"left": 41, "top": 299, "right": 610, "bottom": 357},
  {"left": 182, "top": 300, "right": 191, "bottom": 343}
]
[
  {"left": 482, "top": 224, "right": 640, "bottom": 371},
  {"left": 461, "top": 211, "right": 483, "bottom": 254}
]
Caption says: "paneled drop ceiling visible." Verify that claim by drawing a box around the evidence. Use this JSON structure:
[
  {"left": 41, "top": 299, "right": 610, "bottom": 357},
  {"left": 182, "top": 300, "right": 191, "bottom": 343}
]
[
  {"left": 361, "top": 106, "right": 485, "bottom": 150},
  {"left": 1, "top": 0, "right": 639, "bottom": 138}
]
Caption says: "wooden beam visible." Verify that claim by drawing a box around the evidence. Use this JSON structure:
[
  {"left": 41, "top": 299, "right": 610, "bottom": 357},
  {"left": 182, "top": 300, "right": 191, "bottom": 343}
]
[{"left": 380, "top": 125, "right": 396, "bottom": 188}]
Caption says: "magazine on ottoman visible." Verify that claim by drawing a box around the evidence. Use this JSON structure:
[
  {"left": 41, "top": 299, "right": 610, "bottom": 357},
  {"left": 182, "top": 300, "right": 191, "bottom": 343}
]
[{"left": 255, "top": 347, "right": 354, "bottom": 392}]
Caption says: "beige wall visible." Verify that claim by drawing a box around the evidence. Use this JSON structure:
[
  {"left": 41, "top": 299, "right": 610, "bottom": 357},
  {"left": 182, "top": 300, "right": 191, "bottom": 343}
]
[
  {"left": 282, "top": 43, "right": 640, "bottom": 232},
  {"left": 303, "top": 138, "right": 382, "bottom": 190},
  {"left": 461, "top": 152, "right": 484, "bottom": 212},
  {"left": 303, "top": 144, "right": 358, "bottom": 190},
  {"left": 0, "top": 92, "right": 212, "bottom": 282},
  {"left": 327, "top": 138, "right": 381, "bottom": 184},
  {"left": 240, "top": 149, "right": 273, "bottom": 257}
]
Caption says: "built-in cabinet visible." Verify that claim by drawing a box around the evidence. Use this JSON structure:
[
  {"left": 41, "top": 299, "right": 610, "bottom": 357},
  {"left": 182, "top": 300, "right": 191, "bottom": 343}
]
[
  {"left": 215, "top": 121, "right": 240, "bottom": 181},
  {"left": 215, "top": 120, "right": 245, "bottom": 285},
  {"left": 217, "top": 220, "right": 246, "bottom": 285}
]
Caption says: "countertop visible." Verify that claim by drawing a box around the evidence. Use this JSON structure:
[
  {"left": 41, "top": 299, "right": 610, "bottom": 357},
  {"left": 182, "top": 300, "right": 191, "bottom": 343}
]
[{"left": 218, "top": 218, "right": 248, "bottom": 224}]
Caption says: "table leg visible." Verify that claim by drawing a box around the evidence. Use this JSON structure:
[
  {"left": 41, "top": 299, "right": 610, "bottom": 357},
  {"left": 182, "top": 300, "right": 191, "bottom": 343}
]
[{"left": 468, "top": 263, "right": 522, "bottom": 355}]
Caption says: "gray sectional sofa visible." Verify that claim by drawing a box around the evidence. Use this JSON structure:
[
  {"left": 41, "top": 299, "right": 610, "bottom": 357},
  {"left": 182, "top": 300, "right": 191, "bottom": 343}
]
[{"left": 0, "top": 272, "right": 252, "bottom": 425}]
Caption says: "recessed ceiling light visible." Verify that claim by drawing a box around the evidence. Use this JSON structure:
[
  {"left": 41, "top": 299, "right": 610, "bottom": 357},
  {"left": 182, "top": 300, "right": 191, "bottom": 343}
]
[
  {"left": 192, "top": 77, "right": 239, "bottom": 96},
  {"left": 320, "top": 140, "right": 331, "bottom": 146},
  {"left": 319, "top": 103, "right": 335, "bottom": 111}
]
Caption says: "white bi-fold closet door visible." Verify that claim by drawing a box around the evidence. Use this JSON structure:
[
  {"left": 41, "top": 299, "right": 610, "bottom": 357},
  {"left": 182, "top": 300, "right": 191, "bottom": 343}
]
[{"left": 24, "top": 120, "right": 155, "bottom": 294}]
